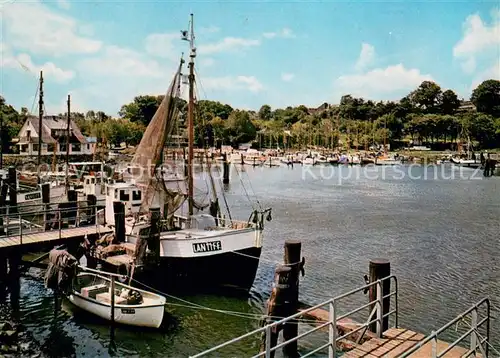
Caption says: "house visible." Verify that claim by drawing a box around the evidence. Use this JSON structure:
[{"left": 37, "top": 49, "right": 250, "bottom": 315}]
[{"left": 15, "top": 115, "right": 92, "bottom": 156}]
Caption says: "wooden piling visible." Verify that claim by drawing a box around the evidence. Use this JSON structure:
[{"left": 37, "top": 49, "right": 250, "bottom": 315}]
[
  {"left": 282, "top": 240, "right": 303, "bottom": 357},
  {"left": 368, "top": 259, "right": 391, "bottom": 334},
  {"left": 113, "top": 201, "right": 125, "bottom": 242},
  {"left": 222, "top": 153, "right": 230, "bottom": 184},
  {"left": 41, "top": 183, "right": 50, "bottom": 230},
  {"left": 7, "top": 167, "right": 17, "bottom": 214},
  {"left": 260, "top": 265, "right": 292, "bottom": 358},
  {"left": 87, "top": 194, "right": 97, "bottom": 224},
  {"left": 67, "top": 189, "right": 77, "bottom": 226}
]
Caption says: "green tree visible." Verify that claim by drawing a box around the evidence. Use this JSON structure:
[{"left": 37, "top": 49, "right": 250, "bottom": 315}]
[
  {"left": 258, "top": 104, "right": 272, "bottom": 120},
  {"left": 119, "top": 95, "right": 163, "bottom": 125},
  {"left": 471, "top": 79, "right": 500, "bottom": 117},
  {"left": 226, "top": 110, "right": 256, "bottom": 145},
  {"left": 409, "top": 81, "right": 442, "bottom": 113},
  {"left": 440, "top": 89, "right": 460, "bottom": 115}
]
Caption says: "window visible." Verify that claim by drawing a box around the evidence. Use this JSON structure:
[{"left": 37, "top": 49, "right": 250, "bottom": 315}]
[
  {"left": 59, "top": 143, "right": 67, "bottom": 152},
  {"left": 132, "top": 190, "right": 142, "bottom": 201},
  {"left": 32, "top": 144, "right": 39, "bottom": 152},
  {"left": 119, "top": 190, "right": 130, "bottom": 201},
  {"left": 47, "top": 143, "right": 55, "bottom": 152},
  {"left": 27, "top": 130, "right": 31, "bottom": 140},
  {"left": 71, "top": 143, "right": 81, "bottom": 152}
]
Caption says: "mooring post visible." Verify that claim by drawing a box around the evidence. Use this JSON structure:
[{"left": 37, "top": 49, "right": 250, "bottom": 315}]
[
  {"left": 222, "top": 153, "right": 230, "bottom": 184},
  {"left": 282, "top": 240, "right": 304, "bottom": 358},
  {"left": 0, "top": 183, "right": 7, "bottom": 236},
  {"left": 41, "top": 183, "right": 50, "bottom": 230},
  {"left": 149, "top": 207, "right": 161, "bottom": 265},
  {"left": 113, "top": 201, "right": 125, "bottom": 242},
  {"left": 7, "top": 167, "right": 17, "bottom": 214},
  {"left": 67, "top": 189, "right": 77, "bottom": 226},
  {"left": 368, "top": 259, "right": 391, "bottom": 335},
  {"left": 87, "top": 194, "right": 97, "bottom": 225},
  {"left": 260, "top": 265, "right": 291, "bottom": 358}
]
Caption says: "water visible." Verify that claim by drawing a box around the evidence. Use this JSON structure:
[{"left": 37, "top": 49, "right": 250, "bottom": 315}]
[{"left": 1, "top": 163, "right": 499, "bottom": 357}]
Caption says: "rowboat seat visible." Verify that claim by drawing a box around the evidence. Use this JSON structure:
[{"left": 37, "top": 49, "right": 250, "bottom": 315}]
[
  {"left": 96, "top": 292, "right": 127, "bottom": 305},
  {"left": 81, "top": 284, "right": 108, "bottom": 298}
]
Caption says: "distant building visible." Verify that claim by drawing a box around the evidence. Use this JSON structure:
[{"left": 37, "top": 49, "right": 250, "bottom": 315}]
[
  {"left": 307, "top": 102, "right": 331, "bottom": 114},
  {"left": 457, "top": 100, "right": 476, "bottom": 113},
  {"left": 15, "top": 115, "right": 92, "bottom": 156}
]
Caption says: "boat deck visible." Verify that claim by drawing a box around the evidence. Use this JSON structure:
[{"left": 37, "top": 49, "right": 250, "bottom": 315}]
[{"left": 342, "top": 328, "right": 481, "bottom": 357}]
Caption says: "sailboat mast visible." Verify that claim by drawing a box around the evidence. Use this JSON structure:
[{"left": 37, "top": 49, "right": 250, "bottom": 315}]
[
  {"left": 66, "top": 94, "right": 71, "bottom": 191},
  {"left": 187, "top": 13, "right": 196, "bottom": 217},
  {"left": 38, "top": 71, "right": 44, "bottom": 180}
]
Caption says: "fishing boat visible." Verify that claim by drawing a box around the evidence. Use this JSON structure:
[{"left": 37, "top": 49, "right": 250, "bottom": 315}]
[
  {"left": 68, "top": 270, "right": 166, "bottom": 328},
  {"left": 95, "top": 14, "right": 271, "bottom": 292}
]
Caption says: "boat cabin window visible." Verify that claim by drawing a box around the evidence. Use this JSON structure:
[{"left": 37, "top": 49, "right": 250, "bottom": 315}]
[
  {"left": 132, "top": 190, "right": 141, "bottom": 201},
  {"left": 119, "top": 190, "right": 130, "bottom": 201}
]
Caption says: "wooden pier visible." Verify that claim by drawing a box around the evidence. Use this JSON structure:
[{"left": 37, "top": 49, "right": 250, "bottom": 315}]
[
  {"left": 188, "top": 252, "right": 492, "bottom": 358},
  {"left": 0, "top": 225, "right": 111, "bottom": 249}
]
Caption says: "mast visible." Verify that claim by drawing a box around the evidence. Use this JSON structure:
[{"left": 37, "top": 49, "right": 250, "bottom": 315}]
[
  {"left": 66, "top": 94, "right": 71, "bottom": 191},
  {"left": 38, "top": 71, "right": 44, "bottom": 182},
  {"left": 186, "top": 13, "right": 196, "bottom": 218}
]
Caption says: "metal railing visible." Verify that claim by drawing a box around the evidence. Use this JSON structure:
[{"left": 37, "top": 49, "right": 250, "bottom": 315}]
[
  {"left": 400, "top": 298, "right": 490, "bottom": 358},
  {"left": 0, "top": 203, "right": 106, "bottom": 246},
  {"left": 189, "top": 275, "right": 398, "bottom": 358}
]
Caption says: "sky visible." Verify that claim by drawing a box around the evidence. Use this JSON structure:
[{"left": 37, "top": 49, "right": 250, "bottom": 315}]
[{"left": 0, "top": 0, "right": 499, "bottom": 117}]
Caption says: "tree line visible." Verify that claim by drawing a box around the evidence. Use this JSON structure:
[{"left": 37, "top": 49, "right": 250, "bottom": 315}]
[{"left": 1, "top": 79, "right": 499, "bottom": 153}]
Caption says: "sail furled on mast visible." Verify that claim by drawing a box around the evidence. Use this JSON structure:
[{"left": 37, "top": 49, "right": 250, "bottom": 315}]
[{"left": 129, "top": 61, "right": 185, "bottom": 214}]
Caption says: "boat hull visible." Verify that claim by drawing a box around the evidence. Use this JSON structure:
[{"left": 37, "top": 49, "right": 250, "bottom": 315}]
[
  {"left": 154, "top": 246, "right": 262, "bottom": 293},
  {"left": 68, "top": 294, "right": 165, "bottom": 328}
]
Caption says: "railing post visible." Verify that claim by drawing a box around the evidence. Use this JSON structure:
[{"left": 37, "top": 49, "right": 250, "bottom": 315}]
[
  {"left": 329, "top": 300, "right": 336, "bottom": 358},
  {"left": 265, "top": 325, "right": 271, "bottom": 358},
  {"left": 5, "top": 205, "right": 9, "bottom": 237},
  {"left": 18, "top": 215, "right": 22, "bottom": 245},
  {"left": 431, "top": 333, "right": 437, "bottom": 358},
  {"left": 376, "top": 280, "right": 383, "bottom": 337},
  {"left": 470, "top": 307, "right": 478, "bottom": 354}
]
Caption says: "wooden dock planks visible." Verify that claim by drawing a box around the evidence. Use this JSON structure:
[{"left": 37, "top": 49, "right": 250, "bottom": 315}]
[
  {"left": 0, "top": 225, "right": 112, "bottom": 248},
  {"left": 342, "top": 328, "right": 480, "bottom": 357}
]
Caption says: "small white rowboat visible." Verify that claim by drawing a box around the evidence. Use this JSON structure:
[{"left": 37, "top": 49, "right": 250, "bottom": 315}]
[{"left": 68, "top": 272, "right": 166, "bottom": 328}]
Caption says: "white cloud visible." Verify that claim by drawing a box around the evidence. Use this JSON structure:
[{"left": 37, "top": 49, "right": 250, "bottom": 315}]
[
  {"left": 2, "top": 46, "right": 74, "bottom": 82},
  {"left": 281, "top": 73, "right": 295, "bottom": 82},
  {"left": 453, "top": 11, "right": 500, "bottom": 74},
  {"left": 355, "top": 43, "right": 375, "bottom": 71},
  {"left": 144, "top": 33, "right": 180, "bottom": 60},
  {"left": 1, "top": 0, "right": 101, "bottom": 55},
  {"left": 262, "top": 27, "right": 295, "bottom": 39},
  {"left": 461, "top": 57, "right": 476, "bottom": 74},
  {"left": 202, "top": 75, "right": 263, "bottom": 93},
  {"left": 78, "top": 45, "right": 167, "bottom": 78},
  {"left": 198, "top": 37, "right": 261, "bottom": 54},
  {"left": 334, "top": 64, "right": 433, "bottom": 100},
  {"left": 56, "top": 0, "right": 70, "bottom": 10},
  {"left": 453, "top": 13, "right": 500, "bottom": 58},
  {"left": 470, "top": 60, "right": 500, "bottom": 91}
]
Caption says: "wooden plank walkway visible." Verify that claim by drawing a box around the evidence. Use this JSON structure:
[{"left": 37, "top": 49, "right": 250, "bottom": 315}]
[
  {"left": 0, "top": 225, "right": 112, "bottom": 248},
  {"left": 342, "top": 328, "right": 480, "bottom": 357}
]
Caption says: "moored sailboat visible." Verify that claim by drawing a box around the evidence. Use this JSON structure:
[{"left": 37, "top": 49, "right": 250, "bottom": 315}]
[{"left": 97, "top": 14, "right": 271, "bottom": 292}]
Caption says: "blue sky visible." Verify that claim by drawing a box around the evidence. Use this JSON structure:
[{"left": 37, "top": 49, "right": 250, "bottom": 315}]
[{"left": 1, "top": 0, "right": 499, "bottom": 116}]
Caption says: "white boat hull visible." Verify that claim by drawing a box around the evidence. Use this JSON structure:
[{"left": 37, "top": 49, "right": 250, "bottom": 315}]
[{"left": 68, "top": 294, "right": 165, "bottom": 328}]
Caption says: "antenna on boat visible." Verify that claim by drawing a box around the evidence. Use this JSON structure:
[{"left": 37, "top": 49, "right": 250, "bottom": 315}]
[
  {"left": 181, "top": 13, "right": 196, "bottom": 222},
  {"left": 38, "top": 71, "right": 44, "bottom": 184},
  {"left": 66, "top": 94, "right": 71, "bottom": 192}
]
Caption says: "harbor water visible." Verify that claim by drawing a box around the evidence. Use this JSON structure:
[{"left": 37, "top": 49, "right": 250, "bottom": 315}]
[{"left": 1, "top": 163, "right": 499, "bottom": 357}]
